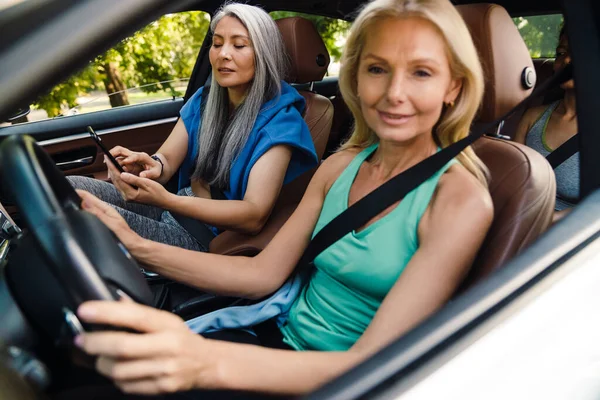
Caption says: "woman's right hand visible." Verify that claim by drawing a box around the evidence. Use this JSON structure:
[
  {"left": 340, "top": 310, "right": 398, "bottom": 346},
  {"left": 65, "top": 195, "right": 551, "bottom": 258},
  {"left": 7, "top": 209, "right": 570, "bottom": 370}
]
[{"left": 109, "top": 146, "right": 162, "bottom": 180}]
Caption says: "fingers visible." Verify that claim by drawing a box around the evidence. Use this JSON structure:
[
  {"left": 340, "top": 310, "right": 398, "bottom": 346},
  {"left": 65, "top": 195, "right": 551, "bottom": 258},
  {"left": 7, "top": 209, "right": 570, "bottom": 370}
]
[
  {"left": 77, "top": 301, "right": 183, "bottom": 333},
  {"left": 139, "top": 165, "right": 161, "bottom": 180},
  {"left": 96, "top": 357, "right": 178, "bottom": 382},
  {"left": 115, "top": 377, "right": 182, "bottom": 396},
  {"left": 77, "top": 190, "right": 115, "bottom": 216},
  {"left": 117, "top": 151, "right": 157, "bottom": 176},
  {"left": 77, "top": 191, "right": 136, "bottom": 245},
  {"left": 119, "top": 172, "right": 145, "bottom": 188},
  {"left": 105, "top": 156, "right": 126, "bottom": 175},
  {"left": 81, "top": 199, "right": 119, "bottom": 225},
  {"left": 76, "top": 189, "right": 102, "bottom": 206},
  {"left": 109, "top": 147, "right": 155, "bottom": 177},
  {"left": 109, "top": 146, "right": 132, "bottom": 159},
  {"left": 105, "top": 160, "right": 139, "bottom": 199},
  {"left": 79, "top": 331, "right": 181, "bottom": 359},
  {"left": 122, "top": 152, "right": 153, "bottom": 167}
]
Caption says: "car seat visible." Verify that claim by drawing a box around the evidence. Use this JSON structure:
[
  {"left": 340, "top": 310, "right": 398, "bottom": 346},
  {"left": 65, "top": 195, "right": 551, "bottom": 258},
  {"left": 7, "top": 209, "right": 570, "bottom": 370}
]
[{"left": 457, "top": 3, "right": 556, "bottom": 289}]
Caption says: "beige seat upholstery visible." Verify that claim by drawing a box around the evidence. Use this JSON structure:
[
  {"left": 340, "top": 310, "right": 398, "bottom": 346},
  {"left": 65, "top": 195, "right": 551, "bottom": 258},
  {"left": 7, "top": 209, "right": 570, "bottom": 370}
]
[
  {"left": 457, "top": 4, "right": 556, "bottom": 289},
  {"left": 210, "top": 17, "right": 334, "bottom": 256}
]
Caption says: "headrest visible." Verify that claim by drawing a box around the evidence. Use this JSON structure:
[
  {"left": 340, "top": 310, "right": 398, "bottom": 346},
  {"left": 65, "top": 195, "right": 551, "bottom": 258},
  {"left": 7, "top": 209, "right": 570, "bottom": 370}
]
[
  {"left": 276, "top": 17, "right": 330, "bottom": 84},
  {"left": 457, "top": 4, "right": 536, "bottom": 122}
]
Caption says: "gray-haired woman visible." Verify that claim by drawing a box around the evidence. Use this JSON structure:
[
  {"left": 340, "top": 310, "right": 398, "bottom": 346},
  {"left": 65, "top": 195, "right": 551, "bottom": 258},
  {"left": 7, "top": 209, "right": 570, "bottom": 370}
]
[{"left": 68, "top": 3, "right": 318, "bottom": 251}]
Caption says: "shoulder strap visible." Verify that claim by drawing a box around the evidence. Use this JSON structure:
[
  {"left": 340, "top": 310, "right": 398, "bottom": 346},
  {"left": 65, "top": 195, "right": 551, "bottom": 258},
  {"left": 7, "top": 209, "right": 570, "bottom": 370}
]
[
  {"left": 546, "top": 133, "right": 579, "bottom": 169},
  {"left": 297, "top": 64, "right": 573, "bottom": 268}
]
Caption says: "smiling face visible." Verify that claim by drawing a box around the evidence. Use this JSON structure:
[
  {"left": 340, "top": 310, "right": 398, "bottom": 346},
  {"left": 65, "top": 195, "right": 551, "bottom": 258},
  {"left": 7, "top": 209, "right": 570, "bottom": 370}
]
[
  {"left": 209, "top": 16, "right": 256, "bottom": 99},
  {"left": 356, "top": 16, "right": 461, "bottom": 145}
]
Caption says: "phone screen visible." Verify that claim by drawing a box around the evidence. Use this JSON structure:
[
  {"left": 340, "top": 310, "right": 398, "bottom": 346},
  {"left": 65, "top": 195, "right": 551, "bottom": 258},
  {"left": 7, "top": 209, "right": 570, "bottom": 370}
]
[{"left": 87, "top": 126, "right": 125, "bottom": 173}]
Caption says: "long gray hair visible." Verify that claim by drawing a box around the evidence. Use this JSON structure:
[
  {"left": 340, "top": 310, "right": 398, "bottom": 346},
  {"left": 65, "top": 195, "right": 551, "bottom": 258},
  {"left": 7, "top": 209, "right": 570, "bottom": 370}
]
[{"left": 192, "top": 3, "right": 288, "bottom": 188}]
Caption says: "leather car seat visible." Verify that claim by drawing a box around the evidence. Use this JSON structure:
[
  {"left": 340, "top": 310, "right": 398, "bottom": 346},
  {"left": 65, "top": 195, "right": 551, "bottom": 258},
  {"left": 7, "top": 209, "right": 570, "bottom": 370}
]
[
  {"left": 209, "top": 17, "right": 334, "bottom": 256},
  {"left": 457, "top": 4, "right": 556, "bottom": 289},
  {"left": 504, "top": 58, "right": 558, "bottom": 139}
]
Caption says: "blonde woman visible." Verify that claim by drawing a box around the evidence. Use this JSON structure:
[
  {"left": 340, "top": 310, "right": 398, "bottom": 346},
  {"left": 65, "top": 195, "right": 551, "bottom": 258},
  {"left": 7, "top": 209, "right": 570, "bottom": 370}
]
[{"left": 61, "top": 0, "right": 493, "bottom": 398}]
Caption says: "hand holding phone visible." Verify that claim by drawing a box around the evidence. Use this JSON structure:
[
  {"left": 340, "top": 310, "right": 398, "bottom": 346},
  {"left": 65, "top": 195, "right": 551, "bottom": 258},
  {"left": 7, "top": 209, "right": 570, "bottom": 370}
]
[{"left": 87, "top": 126, "right": 124, "bottom": 174}]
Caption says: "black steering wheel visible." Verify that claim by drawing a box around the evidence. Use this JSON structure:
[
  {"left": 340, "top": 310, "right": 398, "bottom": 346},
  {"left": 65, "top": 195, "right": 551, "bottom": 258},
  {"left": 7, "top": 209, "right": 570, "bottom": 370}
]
[{"left": 0, "top": 134, "right": 152, "bottom": 345}]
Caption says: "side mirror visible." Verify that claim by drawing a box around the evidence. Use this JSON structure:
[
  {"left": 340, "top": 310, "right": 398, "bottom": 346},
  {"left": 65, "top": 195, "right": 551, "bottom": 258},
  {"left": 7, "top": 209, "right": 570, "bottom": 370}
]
[{"left": 5, "top": 107, "right": 31, "bottom": 123}]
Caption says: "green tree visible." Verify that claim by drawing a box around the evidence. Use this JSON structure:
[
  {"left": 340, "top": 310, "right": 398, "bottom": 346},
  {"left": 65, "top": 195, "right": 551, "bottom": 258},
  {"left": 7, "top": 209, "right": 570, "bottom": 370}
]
[
  {"left": 34, "top": 11, "right": 210, "bottom": 117},
  {"left": 514, "top": 15, "right": 563, "bottom": 58},
  {"left": 34, "top": 65, "right": 100, "bottom": 117},
  {"left": 270, "top": 12, "right": 351, "bottom": 62}
]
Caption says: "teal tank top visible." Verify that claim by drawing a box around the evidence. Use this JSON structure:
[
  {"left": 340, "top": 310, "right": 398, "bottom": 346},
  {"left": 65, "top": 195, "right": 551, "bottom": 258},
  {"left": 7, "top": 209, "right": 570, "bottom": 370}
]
[{"left": 280, "top": 144, "right": 457, "bottom": 351}]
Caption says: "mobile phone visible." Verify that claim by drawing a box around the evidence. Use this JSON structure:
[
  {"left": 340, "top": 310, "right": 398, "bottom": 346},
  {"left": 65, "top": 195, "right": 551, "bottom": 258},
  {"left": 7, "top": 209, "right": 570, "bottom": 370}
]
[{"left": 87, "top": 126, "right": 124, "bottom": 173}]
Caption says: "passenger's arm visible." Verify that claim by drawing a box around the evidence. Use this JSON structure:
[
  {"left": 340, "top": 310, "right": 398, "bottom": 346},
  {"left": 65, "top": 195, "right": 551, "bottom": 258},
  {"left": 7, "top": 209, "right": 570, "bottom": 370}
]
[
  {"left": 76, "top": 165, "right": 493, "bottom": 396},
  {"left": 109, "top": 118, "right": 189, "bottom": 185},
  {"left": 108, "top": 144, "right": 293, "bottom": 234},
  {"left": 165, "top": 144, "right": 292, "bottom": 234},
  {"left": 77, "top": 156, "right": 327, "bottom": 299},
  {"left": 152, "top": 118, "right": 190, "bottom": 184}
]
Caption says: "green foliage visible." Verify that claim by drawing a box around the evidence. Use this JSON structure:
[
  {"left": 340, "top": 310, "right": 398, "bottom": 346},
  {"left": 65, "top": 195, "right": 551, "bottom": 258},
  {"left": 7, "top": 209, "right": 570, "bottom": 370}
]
[
  {"left": 513, "top": 14, "right": 564, "bottom": 58},
  {"left": 32, "top": 10, "right": 565, "bottom": 118},
  {"left": 34, "top": 11, "right": 209, "bottom": 117},
  {"left": 34, "top": 65, "right": 99, "bottom": 117},
  {"left": 270, "top": 12, "right": 351, "bottom": 61},
  {"left": 109, "top": 12, "right": 209, "bottom": 94},
  {"left": 34, "top": 11, "right": 350, "bottom": 117}
]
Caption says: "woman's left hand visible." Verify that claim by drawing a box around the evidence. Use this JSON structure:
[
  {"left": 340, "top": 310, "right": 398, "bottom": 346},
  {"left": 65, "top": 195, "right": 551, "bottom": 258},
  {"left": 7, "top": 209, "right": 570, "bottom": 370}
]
[
  {"left": 106, "top": 157, "right": 172, "bottom": 207},
  {"left": 76, "top": 300, "right": 218, "bottom": 395}
]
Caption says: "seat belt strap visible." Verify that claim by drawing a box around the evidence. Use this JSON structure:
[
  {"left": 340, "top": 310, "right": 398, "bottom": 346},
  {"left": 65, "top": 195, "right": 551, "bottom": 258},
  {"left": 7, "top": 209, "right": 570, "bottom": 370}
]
[{"left": 546, "top": 133, "right": 579, "bottom": 169}]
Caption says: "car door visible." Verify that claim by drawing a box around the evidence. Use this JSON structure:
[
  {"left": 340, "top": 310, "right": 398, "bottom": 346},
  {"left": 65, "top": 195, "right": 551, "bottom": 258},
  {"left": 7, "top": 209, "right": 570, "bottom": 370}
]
[{"left": 0, "top": 9, "right": 211, "bottom": 218}]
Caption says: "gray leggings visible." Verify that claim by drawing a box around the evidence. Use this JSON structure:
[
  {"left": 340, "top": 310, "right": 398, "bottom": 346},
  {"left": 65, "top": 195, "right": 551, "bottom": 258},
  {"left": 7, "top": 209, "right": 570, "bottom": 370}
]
[{"left": 67, "top": 176, "right": 213, "bottom": 251}]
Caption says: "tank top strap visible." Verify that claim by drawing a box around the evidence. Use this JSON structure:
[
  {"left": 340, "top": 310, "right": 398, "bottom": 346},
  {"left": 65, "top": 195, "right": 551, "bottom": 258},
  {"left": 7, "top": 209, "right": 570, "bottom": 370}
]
[
  {"left": 338, "top": 144, "right": 378, "bottom": 182},
  {"left": 534, "top": 100, "right": 560, "bottom": 128},
  {"left": 326, "top": 143, "right": 379, "bottom": 198},
  {"left": 526, "top": 101, "right": 560, "bottom": 154}
]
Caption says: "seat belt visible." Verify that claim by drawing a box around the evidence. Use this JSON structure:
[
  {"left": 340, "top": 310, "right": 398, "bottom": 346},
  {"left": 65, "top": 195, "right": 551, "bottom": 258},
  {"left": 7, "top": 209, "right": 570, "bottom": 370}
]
[
  {"left": 297, "top": 64, "right": 573, "bottom": 268},
  {"left": 545, "top": 133, "right": 579, "bottom": 169}
]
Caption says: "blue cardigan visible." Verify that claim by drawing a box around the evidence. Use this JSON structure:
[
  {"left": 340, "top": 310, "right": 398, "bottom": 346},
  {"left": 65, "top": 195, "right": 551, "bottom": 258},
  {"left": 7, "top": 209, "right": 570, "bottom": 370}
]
[{"left": 178, "top": 81, "right": 318, "bottom": 201}]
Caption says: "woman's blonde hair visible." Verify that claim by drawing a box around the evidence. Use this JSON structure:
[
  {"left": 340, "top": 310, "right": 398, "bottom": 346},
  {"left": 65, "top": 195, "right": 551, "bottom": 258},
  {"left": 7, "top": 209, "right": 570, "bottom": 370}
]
[{"left": 339, "top": 0, "right": 488, "bottom": 185}]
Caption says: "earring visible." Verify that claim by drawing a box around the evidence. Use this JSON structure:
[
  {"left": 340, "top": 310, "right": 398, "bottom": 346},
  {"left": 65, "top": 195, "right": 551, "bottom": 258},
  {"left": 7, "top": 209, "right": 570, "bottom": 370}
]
[{"left": 445, "top": 100, "right": 455, "bottom": 108}]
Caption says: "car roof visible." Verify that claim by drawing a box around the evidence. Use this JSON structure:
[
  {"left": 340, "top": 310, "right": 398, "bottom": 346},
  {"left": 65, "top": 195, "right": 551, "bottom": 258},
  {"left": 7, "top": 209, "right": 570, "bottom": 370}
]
[{"left": 181, "top": 0, "right": 562, "bottom": 18}]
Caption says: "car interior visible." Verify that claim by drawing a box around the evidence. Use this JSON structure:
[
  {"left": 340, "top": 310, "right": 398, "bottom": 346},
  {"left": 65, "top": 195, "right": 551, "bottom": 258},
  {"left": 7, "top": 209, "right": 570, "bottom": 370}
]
[{"left": 0, "top": 0, "right": 595, "bottom": 398}]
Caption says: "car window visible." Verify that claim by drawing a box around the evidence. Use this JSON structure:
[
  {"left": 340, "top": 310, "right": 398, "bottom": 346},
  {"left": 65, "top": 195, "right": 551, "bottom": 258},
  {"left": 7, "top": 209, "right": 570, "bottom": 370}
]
[
  {"left": 513, "top": 14, "right": 564, "bottom": 58},
  {"left": 270, "top": 11, "right": 350, "bottom": 77},
  {"left": 17, "top": 11, "right": 210, "bottom": 124}
]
